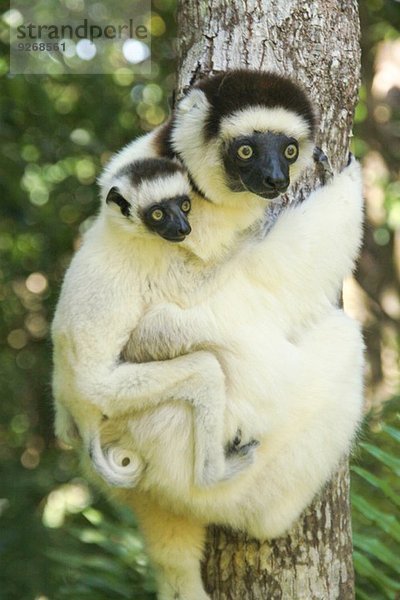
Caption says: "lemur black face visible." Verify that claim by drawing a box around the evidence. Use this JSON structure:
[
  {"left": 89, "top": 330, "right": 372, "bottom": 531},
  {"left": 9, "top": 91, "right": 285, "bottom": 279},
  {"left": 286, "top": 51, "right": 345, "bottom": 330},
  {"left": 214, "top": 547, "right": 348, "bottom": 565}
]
[
  {"left": 222, "top": 132, "right": 299, "bottom": 200},
  {"left": 142, "top": 195, "right": 192, "bottom": 242}
]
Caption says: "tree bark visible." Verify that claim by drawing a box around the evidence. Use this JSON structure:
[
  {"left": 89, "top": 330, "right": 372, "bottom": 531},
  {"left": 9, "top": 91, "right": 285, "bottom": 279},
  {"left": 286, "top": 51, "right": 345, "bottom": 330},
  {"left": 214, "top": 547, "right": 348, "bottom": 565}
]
[{"left": 175, "top": 1, "right": 361, "bottom": 598}]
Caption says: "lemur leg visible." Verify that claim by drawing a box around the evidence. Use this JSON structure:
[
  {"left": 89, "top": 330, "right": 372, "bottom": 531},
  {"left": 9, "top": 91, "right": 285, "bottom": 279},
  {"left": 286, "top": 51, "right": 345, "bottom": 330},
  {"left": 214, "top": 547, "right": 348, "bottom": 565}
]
[
  {"left": 129, "top": 492, "right": 210, "bottom": 600},
  {"left": 87, "top": 304, "right": 259, "bottom": 488},
  {"left": 90, "top": 419, "right": 259, "bottom": 490},
  {"left": 54, "top": 402, "right": 81, "bottom": 447},
  {"left": 82, "top": 351, "right": 230, "bottom": 488},
  {"left": 245, "top": 310, "right": 364, "bottom": 541},
  {"left": 88, "top": 423, "right": 146, "bottom": 488}
]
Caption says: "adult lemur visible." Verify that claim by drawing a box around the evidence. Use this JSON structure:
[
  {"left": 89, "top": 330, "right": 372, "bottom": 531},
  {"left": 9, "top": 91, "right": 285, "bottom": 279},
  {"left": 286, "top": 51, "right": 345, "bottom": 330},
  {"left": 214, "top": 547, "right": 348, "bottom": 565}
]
[{"left": 52, "top": 70, "right": 364, "bottom": 600}]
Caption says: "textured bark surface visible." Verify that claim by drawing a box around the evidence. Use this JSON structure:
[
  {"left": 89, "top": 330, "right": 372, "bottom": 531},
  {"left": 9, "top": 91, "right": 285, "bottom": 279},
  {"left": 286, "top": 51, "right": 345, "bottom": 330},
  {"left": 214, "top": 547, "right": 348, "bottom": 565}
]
[
  {"left": 176, "top": 1, "right": 361, "bottom": 598},
  {"left": 202, "top": 463, "right": 354, "bottom": 600},
  {"left": 176, "top": 0, "right": 360, "bottom": 172}
]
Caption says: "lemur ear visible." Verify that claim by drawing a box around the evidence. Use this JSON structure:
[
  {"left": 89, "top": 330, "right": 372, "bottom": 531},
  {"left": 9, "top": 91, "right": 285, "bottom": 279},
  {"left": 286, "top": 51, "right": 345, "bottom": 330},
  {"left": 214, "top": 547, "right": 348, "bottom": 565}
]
[
  {"left": 106, "top": 187, "right": 131, "bottom": 218},
  {"left": 177, "top": 89, "right": 209, "bottom": 114}
]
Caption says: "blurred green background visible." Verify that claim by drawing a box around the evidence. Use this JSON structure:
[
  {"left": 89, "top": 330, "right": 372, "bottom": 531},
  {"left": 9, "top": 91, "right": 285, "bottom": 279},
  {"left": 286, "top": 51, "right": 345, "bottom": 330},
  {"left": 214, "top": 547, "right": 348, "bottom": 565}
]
[{"left": 0, "top": 1, "right": 399, "bottom": 599}]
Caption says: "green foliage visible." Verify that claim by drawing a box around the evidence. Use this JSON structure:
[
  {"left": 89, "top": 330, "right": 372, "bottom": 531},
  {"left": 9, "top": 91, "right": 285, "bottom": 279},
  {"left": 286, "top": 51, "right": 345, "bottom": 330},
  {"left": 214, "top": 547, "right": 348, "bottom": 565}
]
[
  {"left": 0, "top": 459, "right": 157, "bottom": 599},
  {"left": 44, "top": 504, "right": 157, "bottom": 600},
  {"left": 352, "top": 399, "right": 400, "bottom": 600}
]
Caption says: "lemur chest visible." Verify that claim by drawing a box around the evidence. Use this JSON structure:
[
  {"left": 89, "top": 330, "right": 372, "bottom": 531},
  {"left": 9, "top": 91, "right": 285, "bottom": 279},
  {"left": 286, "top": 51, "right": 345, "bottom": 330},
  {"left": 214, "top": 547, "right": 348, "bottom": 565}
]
[
  {"left": 123, "top": 256, "right": 228, "bottom": 362},
  {"left": 137, "top": 255, "right": 221, "bottom": 307},
  {"left": 123, "top": 301, "right": 221, "bottom": 363}
]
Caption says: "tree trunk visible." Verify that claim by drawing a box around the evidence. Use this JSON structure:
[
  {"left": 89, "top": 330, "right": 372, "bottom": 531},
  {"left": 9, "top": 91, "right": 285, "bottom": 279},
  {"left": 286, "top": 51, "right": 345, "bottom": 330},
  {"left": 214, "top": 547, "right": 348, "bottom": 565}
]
[{"left": 175, "top": 1, "right": 361, "bottom": 598}]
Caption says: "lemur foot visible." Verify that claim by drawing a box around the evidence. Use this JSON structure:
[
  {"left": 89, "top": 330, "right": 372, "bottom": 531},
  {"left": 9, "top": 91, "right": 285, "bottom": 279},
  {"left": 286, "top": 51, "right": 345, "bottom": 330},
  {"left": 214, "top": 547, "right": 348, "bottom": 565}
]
[
  {"left": 313, "top": 146, "right": 334, "bottom": 184},
  {"left": 61, "top": 419, "right": 81, "bottom": 447},
  {"left": 223, "top": 429, "right": 259, "bottom": 481}
]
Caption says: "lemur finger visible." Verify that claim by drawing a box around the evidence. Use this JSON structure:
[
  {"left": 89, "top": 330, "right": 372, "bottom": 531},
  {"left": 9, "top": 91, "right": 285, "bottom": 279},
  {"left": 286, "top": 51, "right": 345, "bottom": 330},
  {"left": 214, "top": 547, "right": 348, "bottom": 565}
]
[
  {"left": 225, "top": 436, "right": 260, "bottom": 457},
  {"left": 223, "top": 442, "right": 259, "bottom": 481},
  {"left": 234, "top": 439, "right": 260, "bottom": 457},
  {"left": 313, "top": 146, "right": 334, "bottom": 184},
  {"left": 224, "top": 428, "right": 242, "bottom": 455}
]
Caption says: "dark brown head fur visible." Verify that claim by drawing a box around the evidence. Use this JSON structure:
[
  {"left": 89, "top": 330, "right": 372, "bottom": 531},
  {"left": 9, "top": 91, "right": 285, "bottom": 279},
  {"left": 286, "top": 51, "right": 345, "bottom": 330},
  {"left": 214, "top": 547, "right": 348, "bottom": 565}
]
[
  {"left": 194, "top": 70, "right": 316, "bottom": 141},
  {"left": 153, "top": 70, "right": 316, "bottom": 158},
  {"left": 118, "top": 157, "right": 185, "bottom": 186}
]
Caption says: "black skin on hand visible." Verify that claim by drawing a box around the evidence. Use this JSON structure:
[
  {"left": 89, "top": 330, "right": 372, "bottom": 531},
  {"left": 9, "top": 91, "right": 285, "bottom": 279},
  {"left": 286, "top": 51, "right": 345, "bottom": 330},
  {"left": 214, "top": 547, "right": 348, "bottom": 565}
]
[
  {"left": 314, "top": 147, "right": 354, "bottom": 184},
  {"left": 225, "top": 428, "right": 260, "bottom": 457},
  {"left": 313, "top": 146, "right": 334, "bottom": 184}
]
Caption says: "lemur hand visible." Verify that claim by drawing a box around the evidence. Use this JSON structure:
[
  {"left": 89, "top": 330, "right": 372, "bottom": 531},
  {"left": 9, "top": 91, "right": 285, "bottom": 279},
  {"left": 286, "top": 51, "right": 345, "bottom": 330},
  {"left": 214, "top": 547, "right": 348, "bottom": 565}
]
[
  {"left": 222, "top": 429, "right": 260, "bottom": 481},
  {"left": 313, "top": 146, "right": 334, "bottom": 184}
]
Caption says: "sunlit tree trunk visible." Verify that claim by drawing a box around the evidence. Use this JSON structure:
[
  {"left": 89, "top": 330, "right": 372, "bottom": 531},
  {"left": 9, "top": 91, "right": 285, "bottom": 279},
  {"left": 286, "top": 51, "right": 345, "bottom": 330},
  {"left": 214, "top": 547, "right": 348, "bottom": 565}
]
[{"left": 176, "top": 1, "right": 361, "bottom": 597}]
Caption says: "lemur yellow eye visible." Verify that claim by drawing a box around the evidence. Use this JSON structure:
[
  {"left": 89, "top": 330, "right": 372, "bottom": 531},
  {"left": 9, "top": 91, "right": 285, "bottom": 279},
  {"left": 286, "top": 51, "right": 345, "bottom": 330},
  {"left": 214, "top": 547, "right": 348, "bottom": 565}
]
[
  {"left": 151, "top": 208, "right": 164, "bottom": 221},
  {"left": 284, "top": 144, "right": 298, "bottom": 160},
  {"left": 181, "top": 199, "right": 191, "bottom": 212},
  {"left": 237, "top": 145, "right": 254, "bottom": 160}
]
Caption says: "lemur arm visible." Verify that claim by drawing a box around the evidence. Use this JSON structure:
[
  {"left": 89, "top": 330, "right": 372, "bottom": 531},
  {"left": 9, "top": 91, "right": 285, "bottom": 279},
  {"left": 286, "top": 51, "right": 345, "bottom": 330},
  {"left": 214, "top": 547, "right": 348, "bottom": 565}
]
[
  {"left": 249, "top": 156, "right": 363, "bottom": 306},
  {"left": 55, "top": 317, "right": 228, "bottom": 487},
  {"left": 78, "top": 349, "right": 224, "bottom": 418}
]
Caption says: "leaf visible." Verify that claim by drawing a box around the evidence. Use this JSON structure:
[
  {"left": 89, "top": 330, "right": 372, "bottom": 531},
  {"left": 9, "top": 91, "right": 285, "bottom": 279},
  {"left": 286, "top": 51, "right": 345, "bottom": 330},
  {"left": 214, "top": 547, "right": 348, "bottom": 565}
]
[
  {"left": 355, "top": 588, "right": 382, "bottom": 600},
  {"left": 46, "top": 548, "right": 128, "bottom": 577},
  {"left": 351, "top": 494, "right": 400, "bottom": 543},
  {"left": 359, "top": 442, "right": 400, "bottom": 476},
  {"left": 353, "top": 551, "right": 400, "bottom": 598},
  {"left": 351, "top": 466, "right": 400, "bottom": 508},
  {"left": 64, "top": 573, "right": 133, "bottom": 598},
  {"left": 382, "top": 424, "right": 400, "bottom": 444},
  {"left": 353, "top": 533, "right": 400, "bottom": 575}
]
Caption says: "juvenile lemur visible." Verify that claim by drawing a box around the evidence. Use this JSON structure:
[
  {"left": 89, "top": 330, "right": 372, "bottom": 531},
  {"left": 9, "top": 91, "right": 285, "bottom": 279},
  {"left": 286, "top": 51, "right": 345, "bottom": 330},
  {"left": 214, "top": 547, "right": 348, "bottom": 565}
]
[
  {"left": 53, "top": 156, "right": 259, "bottom": 489},
  {"left": 52, "top": 70, "right": 364, "bottom": 600}
]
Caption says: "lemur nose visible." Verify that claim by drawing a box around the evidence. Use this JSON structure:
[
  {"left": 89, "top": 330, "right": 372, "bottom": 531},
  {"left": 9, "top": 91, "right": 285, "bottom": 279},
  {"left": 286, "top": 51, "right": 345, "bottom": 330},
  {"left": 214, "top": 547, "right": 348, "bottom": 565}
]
[
  {"left": 179, "top": 223, "right": 192, "bottom": 236},
  {"left": 264, "top": 176, "right": 289, "bottom": 191}
]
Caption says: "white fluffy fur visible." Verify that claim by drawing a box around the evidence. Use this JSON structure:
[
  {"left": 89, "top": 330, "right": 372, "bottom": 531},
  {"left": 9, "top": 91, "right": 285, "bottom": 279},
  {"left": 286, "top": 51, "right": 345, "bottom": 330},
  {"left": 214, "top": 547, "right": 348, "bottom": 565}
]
[
  {"left": 137, "top": 174, "right": 190, "bottom": 207},
  {"left": 98, "top": 132, "right": 160, "bottom": 194},
  {"left": 220, "top": 105, "right": 311, "bottom": 140},
  {"left": 53, "top": 88, "right": 365, "bottom": 600}
]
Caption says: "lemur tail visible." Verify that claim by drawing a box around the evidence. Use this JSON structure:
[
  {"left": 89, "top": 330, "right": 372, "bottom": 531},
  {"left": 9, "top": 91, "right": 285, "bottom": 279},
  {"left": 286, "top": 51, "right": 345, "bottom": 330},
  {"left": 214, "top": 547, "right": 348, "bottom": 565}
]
[{"left": 89, "top": 431, "right": 145, "bottom": 488}]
